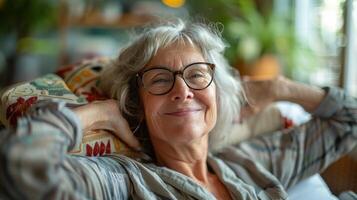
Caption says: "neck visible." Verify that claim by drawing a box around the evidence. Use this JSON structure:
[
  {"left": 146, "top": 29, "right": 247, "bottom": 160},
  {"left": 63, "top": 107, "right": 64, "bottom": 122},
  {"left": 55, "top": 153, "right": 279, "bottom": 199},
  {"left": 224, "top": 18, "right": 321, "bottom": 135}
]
[{"left": 151, "top": 135, "right": 212, "bottom": 186}]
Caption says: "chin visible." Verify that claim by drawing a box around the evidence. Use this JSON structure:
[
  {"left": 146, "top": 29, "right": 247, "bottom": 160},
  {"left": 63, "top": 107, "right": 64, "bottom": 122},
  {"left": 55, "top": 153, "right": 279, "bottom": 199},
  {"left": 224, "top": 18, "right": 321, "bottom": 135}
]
[{"left": 165, "top": 125, "right": 209, "bottom": 144}]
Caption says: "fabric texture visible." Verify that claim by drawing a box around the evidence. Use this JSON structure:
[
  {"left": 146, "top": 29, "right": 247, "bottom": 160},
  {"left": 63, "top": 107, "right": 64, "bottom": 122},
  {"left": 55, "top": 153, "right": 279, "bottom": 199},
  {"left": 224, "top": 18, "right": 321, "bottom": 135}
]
[
  {"left": 287, "top": 174, "right": 338, "bottom": 200},
  {"left": 0, "top": 87, "right": 356, "bottom": 199},
  {"left": 0, "top": 58, "right": 135, "bottom": 157},
  {"left": 55, "top": 57, "right": 110, "bottom": 102},
  {"left": 0, "top": 73, "right": 87, "bottom": 127}
]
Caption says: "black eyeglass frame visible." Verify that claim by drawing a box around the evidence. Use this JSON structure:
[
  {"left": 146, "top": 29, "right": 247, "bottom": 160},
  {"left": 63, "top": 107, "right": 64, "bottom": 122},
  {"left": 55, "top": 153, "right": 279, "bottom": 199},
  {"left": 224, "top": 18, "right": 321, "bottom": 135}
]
[{"left": 136, "top": 62, "right": 215, "bottom": 95}]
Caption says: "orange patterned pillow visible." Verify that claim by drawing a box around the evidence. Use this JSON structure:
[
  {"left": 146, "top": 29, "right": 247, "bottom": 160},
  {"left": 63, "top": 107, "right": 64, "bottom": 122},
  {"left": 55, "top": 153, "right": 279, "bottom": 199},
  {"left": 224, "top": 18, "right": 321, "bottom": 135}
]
[
  {"left": 72, "top": 129, "right": 144, "bottom": 159},
  {"left": 56, "top": 57, "right": 110, "bottom": 102},
  {"left": 0, "top": 59, "right": 142, "bottom": 158}
]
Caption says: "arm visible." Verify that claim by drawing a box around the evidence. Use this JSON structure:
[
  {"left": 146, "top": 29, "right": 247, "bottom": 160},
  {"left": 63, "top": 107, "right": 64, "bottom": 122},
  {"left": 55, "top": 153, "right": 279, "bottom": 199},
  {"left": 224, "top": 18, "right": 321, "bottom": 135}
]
[
  {"left": 0, "top": 101, "right": 131, "bottom": 199},
  {"left": 238, "top": 77, "right": 357, "bottom": 189},
  {"left": 241, "top": 76, "right": 325, "bottom": 115},
  {"left": 274, "top": 77, "right": 325, "bottom": 112}
]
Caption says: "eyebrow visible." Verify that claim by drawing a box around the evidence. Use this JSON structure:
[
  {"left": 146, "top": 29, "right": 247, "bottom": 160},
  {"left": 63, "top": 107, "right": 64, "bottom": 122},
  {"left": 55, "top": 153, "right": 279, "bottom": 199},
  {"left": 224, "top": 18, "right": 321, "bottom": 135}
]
[
  {"left": 144, "top": 65, "right": 171, "bottom": 70},
  {"left": 144, "top": 61, "right": 206, "bottom": 71}
]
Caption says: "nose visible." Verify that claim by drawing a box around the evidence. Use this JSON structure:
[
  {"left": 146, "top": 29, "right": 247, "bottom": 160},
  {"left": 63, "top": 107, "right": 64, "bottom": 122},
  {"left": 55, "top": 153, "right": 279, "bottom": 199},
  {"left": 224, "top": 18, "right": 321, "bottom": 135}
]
[{"left": 169, "top": 76, "right": 194, "bottom": 101}]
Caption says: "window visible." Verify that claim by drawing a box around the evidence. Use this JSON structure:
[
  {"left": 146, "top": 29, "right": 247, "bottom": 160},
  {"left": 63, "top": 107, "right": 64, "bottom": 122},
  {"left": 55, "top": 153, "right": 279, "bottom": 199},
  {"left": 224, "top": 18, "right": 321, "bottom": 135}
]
[
  {"left": 293, "top": 0, "right": 356, "bottom": 96},
  {"left": 344, "top": 0, "right": 356, "bottom": 96}
]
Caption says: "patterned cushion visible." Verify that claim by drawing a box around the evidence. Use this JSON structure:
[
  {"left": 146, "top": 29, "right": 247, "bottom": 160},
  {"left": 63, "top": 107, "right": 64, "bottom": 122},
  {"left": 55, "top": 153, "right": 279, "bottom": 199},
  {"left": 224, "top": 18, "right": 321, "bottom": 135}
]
[
  {"left": 0, "top": 58, "right": 140, "bottom": 158},
  {"left": 56, "top": 57, "right": 110, "bottom": 102},
  {"left": 74, "top": 129, "right": 143, "bottom": 158},
  {"left": 0, "top": 74, "right": 87, "bottom": 127}
]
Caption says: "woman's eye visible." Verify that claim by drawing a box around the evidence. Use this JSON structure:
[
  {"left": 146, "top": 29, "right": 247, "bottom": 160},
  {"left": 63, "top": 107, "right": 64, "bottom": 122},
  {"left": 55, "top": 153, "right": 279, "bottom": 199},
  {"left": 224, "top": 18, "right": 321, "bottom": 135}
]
[
  {"left": 192, "top": 73, "right": 204, "bottom": 78},
  {"left": 151, "top": 77, "right": 171, "bottom": 85},
  {"left": 145, "top": 71, "right": 172, "bottom": 86},
  {"left": 188, "top": 72, "right": 205, "bottom": 79}
]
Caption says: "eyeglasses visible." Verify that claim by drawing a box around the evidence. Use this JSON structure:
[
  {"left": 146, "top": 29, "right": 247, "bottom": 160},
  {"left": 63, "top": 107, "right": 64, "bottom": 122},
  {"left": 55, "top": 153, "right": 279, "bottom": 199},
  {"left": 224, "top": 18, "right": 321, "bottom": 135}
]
[{"left": 136, "top": 62, "right": 215, "bottom": 95}]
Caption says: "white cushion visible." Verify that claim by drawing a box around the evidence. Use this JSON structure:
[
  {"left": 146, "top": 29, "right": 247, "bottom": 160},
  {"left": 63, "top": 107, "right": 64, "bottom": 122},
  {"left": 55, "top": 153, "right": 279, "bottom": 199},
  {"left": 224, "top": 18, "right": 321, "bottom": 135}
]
[{"left": 288, "top": 174, "right": 338, "bottom": 200}]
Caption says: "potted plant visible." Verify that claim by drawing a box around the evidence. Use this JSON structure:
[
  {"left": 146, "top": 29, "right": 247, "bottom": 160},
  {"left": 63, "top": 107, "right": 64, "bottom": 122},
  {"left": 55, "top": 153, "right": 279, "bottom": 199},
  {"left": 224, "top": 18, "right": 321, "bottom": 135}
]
[
  {"left": 188, "top": 0, "right": 314, "bottom": 79},
  {"left": 226, "top": 0, "right": 301, "bottom": 79}
]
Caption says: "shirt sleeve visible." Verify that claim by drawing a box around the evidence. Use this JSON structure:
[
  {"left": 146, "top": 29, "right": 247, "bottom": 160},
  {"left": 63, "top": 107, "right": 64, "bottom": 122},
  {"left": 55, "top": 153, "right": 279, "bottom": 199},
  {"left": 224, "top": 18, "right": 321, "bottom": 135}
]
[
  {"left": 0, "top": 101, "right": 131, "bottom": 199},
  {"left": 235, "top": 87, "right": 357, "bottom": 189}
]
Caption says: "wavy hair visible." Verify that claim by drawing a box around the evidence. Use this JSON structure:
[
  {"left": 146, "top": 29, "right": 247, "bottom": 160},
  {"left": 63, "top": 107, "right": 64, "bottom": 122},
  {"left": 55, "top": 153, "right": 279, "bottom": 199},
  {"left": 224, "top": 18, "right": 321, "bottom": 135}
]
[{"left": 100, "top": 19, "right": 243, "bottom": 153}]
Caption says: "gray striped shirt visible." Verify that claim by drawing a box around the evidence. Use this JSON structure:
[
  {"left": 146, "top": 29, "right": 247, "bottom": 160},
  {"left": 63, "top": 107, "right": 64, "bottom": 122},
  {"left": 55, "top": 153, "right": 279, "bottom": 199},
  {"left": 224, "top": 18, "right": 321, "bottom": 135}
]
[{"left": 0, "top": 87, "right": 356, "bottom": 199}]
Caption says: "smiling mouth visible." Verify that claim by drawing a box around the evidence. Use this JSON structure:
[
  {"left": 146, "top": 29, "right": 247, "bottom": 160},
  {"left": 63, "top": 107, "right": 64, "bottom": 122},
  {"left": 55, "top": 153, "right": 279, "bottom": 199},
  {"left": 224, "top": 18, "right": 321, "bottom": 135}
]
[{"left": 164, "top": 109, "right": 202, "bottom": 116}]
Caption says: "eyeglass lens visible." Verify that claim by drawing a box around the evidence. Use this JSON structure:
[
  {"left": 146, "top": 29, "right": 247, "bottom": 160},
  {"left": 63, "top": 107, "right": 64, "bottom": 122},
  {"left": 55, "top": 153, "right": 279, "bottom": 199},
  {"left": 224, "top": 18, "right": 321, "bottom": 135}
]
[{"left": 141, "top": 63, "right": 214, "bottom": 95}]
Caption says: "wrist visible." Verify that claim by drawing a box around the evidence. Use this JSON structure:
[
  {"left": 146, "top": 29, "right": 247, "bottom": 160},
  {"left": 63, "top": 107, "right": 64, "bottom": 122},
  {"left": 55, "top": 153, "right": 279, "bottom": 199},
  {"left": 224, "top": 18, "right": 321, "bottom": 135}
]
[
  {"left": 272, "top": 76, "right": 292, "bottom": 101},
  {"left": 274, "top": 77, "right": 325, "bottom": 112},
  {"left": 73, "top": 104, "right": 96, "bottom": 131}
]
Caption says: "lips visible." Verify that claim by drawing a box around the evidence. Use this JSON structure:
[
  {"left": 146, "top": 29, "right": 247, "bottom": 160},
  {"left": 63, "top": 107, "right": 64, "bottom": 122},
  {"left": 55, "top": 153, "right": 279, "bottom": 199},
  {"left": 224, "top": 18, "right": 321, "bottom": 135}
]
[{"left": 164, "top": 108, "right": 202, "bottom": 116}]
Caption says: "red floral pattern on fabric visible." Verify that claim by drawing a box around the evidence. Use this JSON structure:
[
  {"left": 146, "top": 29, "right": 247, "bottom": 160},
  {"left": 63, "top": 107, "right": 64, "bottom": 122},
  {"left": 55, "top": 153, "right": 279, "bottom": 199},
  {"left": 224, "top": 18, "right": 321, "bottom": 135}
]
[
  {"left": 81, "top": 87, "right": 107, "bottom": 102},
  {"left": 6, "top": 96, "right": 38, "bottom": 126},
  {"left": 283, "top": 117, "right": 294, "bottom": 129},
  {"left": 85, "top": 140, "right": 112, "bottom": 156},
  {"left": 105, "top": 140, "right": 111, "bottom": 154}
]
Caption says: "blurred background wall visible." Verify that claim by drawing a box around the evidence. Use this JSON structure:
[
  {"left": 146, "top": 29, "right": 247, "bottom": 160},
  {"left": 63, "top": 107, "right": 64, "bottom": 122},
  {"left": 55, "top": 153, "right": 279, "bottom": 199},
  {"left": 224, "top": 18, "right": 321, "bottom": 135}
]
[{"left": 0, "top": 0, "right": 355, "bottom": 95}]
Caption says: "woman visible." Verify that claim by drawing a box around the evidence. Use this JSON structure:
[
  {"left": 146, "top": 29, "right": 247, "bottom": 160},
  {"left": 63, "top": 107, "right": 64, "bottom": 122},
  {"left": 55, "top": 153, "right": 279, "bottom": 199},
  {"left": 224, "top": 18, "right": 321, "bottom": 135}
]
[{"left": 1, "top": 20, "right": 356, "bottom": 200}]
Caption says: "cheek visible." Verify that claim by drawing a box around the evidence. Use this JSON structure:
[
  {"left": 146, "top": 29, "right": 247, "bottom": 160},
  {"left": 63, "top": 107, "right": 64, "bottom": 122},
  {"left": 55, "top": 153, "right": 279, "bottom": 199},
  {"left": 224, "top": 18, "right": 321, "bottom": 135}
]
[
  {"left": 204, "top": 85, "right": 217, "bottom": 128},
  {"left": 141, "top": 95, "right": 159, "bottom": 118},
  {"left": 140, "top": 93, "right": 163, "bottom": 128}
]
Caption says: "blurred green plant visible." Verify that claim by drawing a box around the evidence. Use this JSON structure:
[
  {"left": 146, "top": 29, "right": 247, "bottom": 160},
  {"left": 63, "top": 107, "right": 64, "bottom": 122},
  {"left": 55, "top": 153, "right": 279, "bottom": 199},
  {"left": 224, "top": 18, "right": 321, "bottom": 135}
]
[
  {"left": 0, "top": 0, "right": 57, "bottom": 85},
  {"left": 187, "top": 0, "right": 316, "bottom": 78},
  {"left": 0, "top": 0, "right": 57, "bottom": 44}
]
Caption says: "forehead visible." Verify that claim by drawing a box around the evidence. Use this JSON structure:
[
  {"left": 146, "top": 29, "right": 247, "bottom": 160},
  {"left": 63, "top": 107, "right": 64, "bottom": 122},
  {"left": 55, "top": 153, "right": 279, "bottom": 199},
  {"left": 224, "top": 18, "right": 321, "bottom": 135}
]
[{"left": 145, "top": 43, "right": 205, "bottom": 69}]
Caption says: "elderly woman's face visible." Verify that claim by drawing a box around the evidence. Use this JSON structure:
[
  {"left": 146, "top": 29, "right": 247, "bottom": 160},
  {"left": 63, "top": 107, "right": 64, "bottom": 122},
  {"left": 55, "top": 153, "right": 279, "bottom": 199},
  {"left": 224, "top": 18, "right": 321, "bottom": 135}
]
[{"left": 139, "top": 43, "right": 217, "bottom": 145}]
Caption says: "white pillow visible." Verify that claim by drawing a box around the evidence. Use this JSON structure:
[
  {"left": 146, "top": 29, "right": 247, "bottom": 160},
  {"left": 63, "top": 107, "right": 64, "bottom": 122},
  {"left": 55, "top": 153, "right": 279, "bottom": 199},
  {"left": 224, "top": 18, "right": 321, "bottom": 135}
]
[{"left": 288, "top": 174, "right": 338, "bottom": 200}]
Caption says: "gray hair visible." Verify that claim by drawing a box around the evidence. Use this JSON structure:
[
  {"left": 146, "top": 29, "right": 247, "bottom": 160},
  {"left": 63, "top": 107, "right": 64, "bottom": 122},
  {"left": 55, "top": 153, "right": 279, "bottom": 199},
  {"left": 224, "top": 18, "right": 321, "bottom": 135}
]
[{"left": 100, "top": 19, "right": 243, "bottom": 153}]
